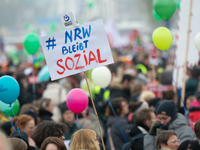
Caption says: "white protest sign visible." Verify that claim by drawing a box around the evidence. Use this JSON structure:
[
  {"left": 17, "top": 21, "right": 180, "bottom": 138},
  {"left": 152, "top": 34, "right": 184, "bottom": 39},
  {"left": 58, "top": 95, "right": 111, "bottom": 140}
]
[{"left": 40, "top": 19, "right": 114, "bottom": 81}]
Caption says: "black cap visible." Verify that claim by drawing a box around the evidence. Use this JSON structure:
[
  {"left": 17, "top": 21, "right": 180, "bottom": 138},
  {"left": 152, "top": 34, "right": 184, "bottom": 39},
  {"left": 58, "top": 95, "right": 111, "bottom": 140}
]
[
  {"left": 156, "top": 100, "right": 175, "bottom": 117},
  {"left": 58, "top": 102, "right": 69, "bottom": 114},
  {"left": 22, "top": 110, "right": 37, "bottom": 125}
]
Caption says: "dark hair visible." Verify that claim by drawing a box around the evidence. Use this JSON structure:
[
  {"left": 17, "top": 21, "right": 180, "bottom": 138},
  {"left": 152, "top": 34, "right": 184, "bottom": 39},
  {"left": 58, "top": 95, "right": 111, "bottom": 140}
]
[
  {"left": 105, "top": 97, "right": 128, "bottom": 117},
  {"left": 188, "top": 140, "right": 200, "bottom": 150},
  {"left": 32, "top": 121, "right": 68, "bottom": 148},
  {"left": 134, "top": 108, "right": 154, "bottom": 125},
  {"left": 129, "top": 101, "right": 143, "bottom": 112},
  {"left": 156, "top": 130, "right": 177, "bottom": 150},
  {"left": 39, "top": 98, "right": 51, "bottom": 109},
  {"left": 195, "top": 119, "right": 200, "bottom": 139},
  {"left": 40, "top": 137, "right": 67, "bottom": 150},
  {"left": 121, "top": 74, "right": 134, "bottom": 84},
  {"left": 177, "top": 140, "right": 191, "bottom": 150},
  {"left": 162, "top": 89, "right": 175, "bottom": 100}
]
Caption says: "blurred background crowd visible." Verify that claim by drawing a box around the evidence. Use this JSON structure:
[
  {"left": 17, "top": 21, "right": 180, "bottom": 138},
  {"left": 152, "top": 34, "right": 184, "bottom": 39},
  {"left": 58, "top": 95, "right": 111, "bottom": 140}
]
[{"left": 1, "top": 0, "right": 200, "bottom": 150}]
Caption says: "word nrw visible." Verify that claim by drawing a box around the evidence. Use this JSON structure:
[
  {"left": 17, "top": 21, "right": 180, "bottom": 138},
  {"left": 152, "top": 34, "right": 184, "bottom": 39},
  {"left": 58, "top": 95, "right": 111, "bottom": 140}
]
[
  {"left": 56, "top": 49, "right": 107, "bottom": 75},
  {"left": 62, "top": 25, "right": 91, "bottom": 55}
]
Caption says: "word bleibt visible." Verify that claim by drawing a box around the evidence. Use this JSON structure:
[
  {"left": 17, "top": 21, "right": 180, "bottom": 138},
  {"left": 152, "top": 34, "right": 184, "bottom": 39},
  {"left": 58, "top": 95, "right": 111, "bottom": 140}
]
[{"left": 62, "top": 25, "right": 91, "bottom": 55}]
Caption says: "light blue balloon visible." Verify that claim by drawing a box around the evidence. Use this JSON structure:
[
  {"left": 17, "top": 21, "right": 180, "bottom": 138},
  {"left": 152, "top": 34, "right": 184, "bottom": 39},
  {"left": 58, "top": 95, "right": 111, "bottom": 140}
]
[
  {"left": 0, "top": 100, "right": 12, "bottom": 112},
  {"left": 0, "top": 100, "right": 20, "bottom": 117},
  {"left": 38, "top": 65, "right": 50, "bottom": 82},
  {"left": 0, "top": 76, "right": 20, "bottom": 104}
]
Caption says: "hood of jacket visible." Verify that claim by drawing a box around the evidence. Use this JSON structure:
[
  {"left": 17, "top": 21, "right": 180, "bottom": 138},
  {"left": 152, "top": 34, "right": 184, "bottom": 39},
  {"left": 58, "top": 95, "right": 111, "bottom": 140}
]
[{"left": 169, "top": 113, "right": 188, "bottom": 130}]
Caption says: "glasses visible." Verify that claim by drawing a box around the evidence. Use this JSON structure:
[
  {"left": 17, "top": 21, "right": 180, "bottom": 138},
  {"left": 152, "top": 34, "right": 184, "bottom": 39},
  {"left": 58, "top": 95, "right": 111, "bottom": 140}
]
[{"left": 170, "top": 139, "right": 181, "bottom": 144}]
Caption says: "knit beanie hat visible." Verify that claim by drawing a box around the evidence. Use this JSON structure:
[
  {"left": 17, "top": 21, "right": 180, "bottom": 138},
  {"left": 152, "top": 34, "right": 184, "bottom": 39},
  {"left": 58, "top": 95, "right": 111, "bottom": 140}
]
[
  {"left": 22, "top": 110, "right": 38, "bottom": 125},
  {"left": 58, "top": 102, "right": 69, "bottom": 114},
  {"left": 156, "top": 100, "right": 175, "bottom": 117}
]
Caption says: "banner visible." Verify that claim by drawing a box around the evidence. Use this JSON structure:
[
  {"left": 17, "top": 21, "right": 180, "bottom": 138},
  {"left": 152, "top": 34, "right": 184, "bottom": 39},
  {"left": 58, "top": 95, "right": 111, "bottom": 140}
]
[{"left": 40, "top": 19, "right": 114, "bottom": 81}]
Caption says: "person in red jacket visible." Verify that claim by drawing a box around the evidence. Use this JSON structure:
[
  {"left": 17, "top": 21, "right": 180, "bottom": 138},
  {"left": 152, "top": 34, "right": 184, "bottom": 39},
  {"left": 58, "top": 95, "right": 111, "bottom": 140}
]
[{"left": 188, "top": 91, "right": 200, "bottom": 131}]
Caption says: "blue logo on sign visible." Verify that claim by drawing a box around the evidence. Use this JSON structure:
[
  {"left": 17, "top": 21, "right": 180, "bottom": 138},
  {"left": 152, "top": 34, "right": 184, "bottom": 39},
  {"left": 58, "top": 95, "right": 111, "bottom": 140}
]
[{"left": 64, "top": 15, "right": 70, "bottom": 22}]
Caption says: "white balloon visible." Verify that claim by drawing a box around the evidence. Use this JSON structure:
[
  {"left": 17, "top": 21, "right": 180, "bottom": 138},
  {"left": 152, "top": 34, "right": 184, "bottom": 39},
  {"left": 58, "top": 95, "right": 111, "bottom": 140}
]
[
  {"left": 91, "top": 66, "right": 111, "bottom": 88},
  {"left": 194, "top": 32, "right": 200, "bottom": 51}
]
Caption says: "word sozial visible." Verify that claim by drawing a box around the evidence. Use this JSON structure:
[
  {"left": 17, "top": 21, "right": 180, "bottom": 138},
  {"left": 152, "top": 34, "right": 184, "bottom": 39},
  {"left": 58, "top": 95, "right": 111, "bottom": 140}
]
[{"left": 56, "top": 49, "right": 107, "bottom": 75}]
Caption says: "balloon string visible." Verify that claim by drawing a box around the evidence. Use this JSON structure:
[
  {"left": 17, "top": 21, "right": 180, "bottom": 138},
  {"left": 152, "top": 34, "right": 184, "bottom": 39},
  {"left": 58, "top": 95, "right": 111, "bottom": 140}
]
[
  {"left": 76, "top": 114, "right": 82, "bottom": 129},
  {"left": 108, "top": 100, "right": 128, "bottom": 143},
  {"left": 169, "top": 70, "right": 188, "bottom": 119},
  {"left": 163, "top": 21, "right": 187, "bottom": 117},
  {"left": 164, "top": 20, "right": 168, "bottom": 26},
  {"left": 167, "top": 21, "right": 171, "bottom": 31},
  {"left": 11, "top": 107, "right": 23, "bottom": 140},
  {"left": 7, "top": 113, "right": 16, "bottom": 131}
]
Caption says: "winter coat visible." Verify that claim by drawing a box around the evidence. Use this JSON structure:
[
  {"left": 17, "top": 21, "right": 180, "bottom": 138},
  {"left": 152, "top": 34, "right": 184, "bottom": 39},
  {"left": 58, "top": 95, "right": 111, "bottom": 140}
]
[
  {"left": 188, "top": 100, "right": 200, "bottom": 131},
  {"left": 106, "top": 116, "right": 131, "bottom": 150},
  {"left": 63, "top": 122, "right": 79, "bottom": 140},
  {"left": 38, "top": 109, "right": 53, "bottom": 122},
  {"left": 110, "top": 87, "right": 131, "bottom": 102},
  {"left": 42, "top": 82, "right": 67, "bottom": 122},
  {"left": 122, "top": 124, "right": 148, "bottom": 150},
  {"left": 144, "top": 113, "right": 195, "bottom": 150}
]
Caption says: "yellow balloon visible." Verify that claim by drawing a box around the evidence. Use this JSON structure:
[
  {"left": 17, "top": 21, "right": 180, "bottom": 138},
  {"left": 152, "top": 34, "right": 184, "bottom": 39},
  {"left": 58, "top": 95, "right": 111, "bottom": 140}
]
[{"left": 152, "top": 27, "right": 173, "bottom": 51}]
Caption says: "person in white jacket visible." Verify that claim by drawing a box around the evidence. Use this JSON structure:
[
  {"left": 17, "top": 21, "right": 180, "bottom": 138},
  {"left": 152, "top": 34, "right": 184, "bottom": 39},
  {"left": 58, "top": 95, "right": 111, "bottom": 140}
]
[{"left": 42, "top": 80, "right": 68, "bottom": 122}]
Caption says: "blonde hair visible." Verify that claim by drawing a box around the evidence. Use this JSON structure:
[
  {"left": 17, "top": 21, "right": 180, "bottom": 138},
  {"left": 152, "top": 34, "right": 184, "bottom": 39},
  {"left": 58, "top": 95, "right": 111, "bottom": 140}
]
[
  {"left": 0, "top": 131, "right": 13, "bottom": 150},
  {"left": 139, "top": 91, "right": 155, "bottom": 102},
  {"left": 8, "top": 138, "right": 27, "bottom": 150},
  {"left": 69, "top": 129, "right": 100, "bottom": 150}
]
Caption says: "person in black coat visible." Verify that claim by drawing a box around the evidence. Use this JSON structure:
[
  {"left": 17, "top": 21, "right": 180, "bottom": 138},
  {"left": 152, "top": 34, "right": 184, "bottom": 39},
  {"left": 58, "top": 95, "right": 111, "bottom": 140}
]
[
  {"left": 38, "top": 98, "right": 54, "bottom": 122},
  {"left": 122, "top": 108, "right": 156, "bottom": 150}
]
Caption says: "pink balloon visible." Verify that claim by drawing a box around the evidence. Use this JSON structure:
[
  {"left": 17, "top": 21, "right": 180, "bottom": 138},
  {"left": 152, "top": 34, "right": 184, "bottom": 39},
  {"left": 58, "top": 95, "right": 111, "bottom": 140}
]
[{"left": 66, "top": 88, "right": 89, "bottom": 114}]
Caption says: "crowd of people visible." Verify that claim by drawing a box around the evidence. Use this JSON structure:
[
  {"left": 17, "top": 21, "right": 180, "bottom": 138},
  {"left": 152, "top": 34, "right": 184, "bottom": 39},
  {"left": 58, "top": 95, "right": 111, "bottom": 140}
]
[{"left": 0, "top": 41, "right": 200, "bottom": 150}]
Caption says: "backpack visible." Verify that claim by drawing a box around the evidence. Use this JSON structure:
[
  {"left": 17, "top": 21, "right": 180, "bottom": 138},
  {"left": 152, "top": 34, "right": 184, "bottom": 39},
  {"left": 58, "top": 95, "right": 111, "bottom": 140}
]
[{"left": 121, "top": 133, "right": 145, "bottom": 150}]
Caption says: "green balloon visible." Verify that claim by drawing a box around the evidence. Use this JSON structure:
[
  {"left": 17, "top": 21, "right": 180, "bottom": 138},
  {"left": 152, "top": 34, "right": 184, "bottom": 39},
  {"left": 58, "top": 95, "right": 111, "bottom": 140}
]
[
  {"left": 24, "top": 33, "right": 40, "bottom": 55},
  {"left": 176, "top": 0, "right": 180, "bottom": 9},
  {"left": 36, "top": 52, "right": 45, "bottom": 62},
  {"left": 152, "top": 0, "right": 155, "bottom": 6},
  {"left": 152, "top": 9, "right": 162, "bottom": 22},
  {"left": 154, "top": 0, "right": 176, "bottom": 20},
  {"left": 24, "top": 22, "right": 30, "bottom": 29},
  {"left": 50, "top": 22, "right": 56, "bottom": 31},
  {"left": 87, "top": 2, "right": 94, "bottom": 8},
  {"left": 0, "top": 100, "right": 20, "bottom": 117}
]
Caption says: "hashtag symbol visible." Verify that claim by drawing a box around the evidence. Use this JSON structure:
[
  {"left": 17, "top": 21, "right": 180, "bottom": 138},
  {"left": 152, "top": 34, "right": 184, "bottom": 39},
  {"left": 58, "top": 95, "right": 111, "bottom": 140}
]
[{"left": 46, "top": 37, "right": 57, "bottom": 50}]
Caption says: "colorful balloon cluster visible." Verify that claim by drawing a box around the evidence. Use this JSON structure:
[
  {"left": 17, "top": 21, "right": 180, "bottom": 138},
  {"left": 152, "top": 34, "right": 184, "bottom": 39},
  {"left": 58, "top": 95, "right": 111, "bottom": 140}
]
[
  {"left": 0, "top": 76, "right": 20, "bottom": 116},
  {"left": 152, "top": 0, "right": 176, "bottom": 51}
]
